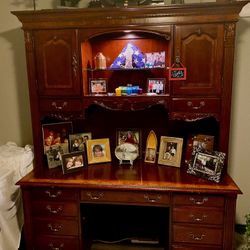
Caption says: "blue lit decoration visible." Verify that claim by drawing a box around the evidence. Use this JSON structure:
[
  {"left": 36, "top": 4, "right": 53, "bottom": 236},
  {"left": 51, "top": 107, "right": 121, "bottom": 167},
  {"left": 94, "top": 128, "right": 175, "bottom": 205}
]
[{"left": 110, "top": 42, "right": 145, "bottom": 69}]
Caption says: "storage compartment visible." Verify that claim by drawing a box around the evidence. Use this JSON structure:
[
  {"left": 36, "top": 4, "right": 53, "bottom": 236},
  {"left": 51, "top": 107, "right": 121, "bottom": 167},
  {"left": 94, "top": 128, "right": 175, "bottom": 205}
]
[{"left": 81, "top": 203, "right": 169, "bottom": 249}]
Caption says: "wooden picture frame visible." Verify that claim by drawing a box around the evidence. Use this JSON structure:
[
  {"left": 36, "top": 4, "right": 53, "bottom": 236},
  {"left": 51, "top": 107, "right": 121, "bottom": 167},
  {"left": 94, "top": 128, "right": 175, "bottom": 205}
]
[
  {"left": 69, "top": 132, "right": 92, "bottom": 152},
  {"left": 187, "top": 151, "right": 226, "bottom": 183},
  {"left": 158, "top": 136, "right": 183, "bottom": 167},
  {"left": 89, "top": 78, "right": 107, "bottom": 94},
  {"left": 144, "top": 130, "right": 158, "bottom": 163},
  {"left": 147, "top": 78, "right": 165, "bottom": 94},
  {"left": 42, "top": 122, "right": 72, "bottom": 154},
  {"left": 86, "top": 138, "right": 111, "bottom": 164},
  {"left": 116, "top": 128, "right": 141, "bottom": 159},
  {"left": 61, "top": 151, "right": 86, "bottom": 174}
]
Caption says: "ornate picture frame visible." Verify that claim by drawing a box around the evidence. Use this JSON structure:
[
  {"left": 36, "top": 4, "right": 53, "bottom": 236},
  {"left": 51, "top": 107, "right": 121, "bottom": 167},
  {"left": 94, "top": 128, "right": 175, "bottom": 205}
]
[
  {"left": 187, "top": 151, "right": 225, "bottom": 183},
  {"left": 158, "top": 136, "right": 183, "bottom": 167}
]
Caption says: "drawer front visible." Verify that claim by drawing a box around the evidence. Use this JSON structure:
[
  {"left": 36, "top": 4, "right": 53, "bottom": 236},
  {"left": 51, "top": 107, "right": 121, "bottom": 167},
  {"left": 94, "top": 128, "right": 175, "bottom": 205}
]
[
  {"left": 34, "top": 218, "right": 79, "bottom": 236},
  {"left": 81, "top": 189, "right": 170, "bottom": 206},
  {"left": 173, "top": 194, "right": 224, "bottom": 207},
  {"left": 34, "top": 235, "right": 79, "bottom": 250},
  {"left": 32, "top": 201, "right": 78, "bottom": 217},
  {"left": 31, "top": 187, "right": 79, "bottom": 201},
  {"left": 172, "top": 244, "right": 222, "bottom": 250},
  {"left": 173, "top": 224, "right": 223, "bottom": 245},
  {"left": 39, "top": 99, "right": 82, "bottom": 112},
  {"left": 172, "top": 98, "right": 220, "bottom": 113},
  {"left": 173, "top": 207, "right": 224, "bottom": 225}
]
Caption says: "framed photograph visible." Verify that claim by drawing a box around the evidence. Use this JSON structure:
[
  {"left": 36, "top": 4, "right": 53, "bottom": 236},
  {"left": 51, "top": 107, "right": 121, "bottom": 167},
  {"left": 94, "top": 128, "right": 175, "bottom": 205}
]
[
  {"left": 144, "top": 130, "right": 157, "bottom": 164},
  {"left": 86, "top": 138, "right": 111, "bottom": 164},
  {"left": 69, "top": 132, "right": 92, "bottom": 152},
  {"left": 187, "top": 151, "right": 226, "bottom": 183},
  {"left": 42, "top": 122, "right": 72, "bottom": 154},
  {"left": 46, "top": 144, "right": 68, "bottom": 169},
  {"left": 158, "top": 136, "right": 183, "bottom": 167},
  {"left": 145, "top": 51, "right": 165, "bottom": 68},
  {"left": 147, "top": 78, "right": 165, "bottom": 94},
  {"left": 116, "top": 128, "right": 141, "bottom": 158},
  {"left": 89, "top": 78, "right": 107, "bottom": 94},
  {"left": 61, "top": 151, "right": 86, "bottom": 174},
  {"left": 185, "top": 134, "right": 214, "bottom": 165}
]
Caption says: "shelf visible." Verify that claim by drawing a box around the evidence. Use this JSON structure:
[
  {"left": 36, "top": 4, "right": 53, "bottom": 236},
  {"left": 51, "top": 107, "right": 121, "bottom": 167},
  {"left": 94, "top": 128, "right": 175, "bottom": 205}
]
[{"left": 82, "top": 67, "right": 168, "bottom": 71}]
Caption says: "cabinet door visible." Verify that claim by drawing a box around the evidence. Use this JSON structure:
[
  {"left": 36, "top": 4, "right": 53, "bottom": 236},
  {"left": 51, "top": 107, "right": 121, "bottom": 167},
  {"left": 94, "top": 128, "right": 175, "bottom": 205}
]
[
  {"left": 35, "top": 29, "right": 80, "bottom": 96},
  {"left": 173, "top": 24, "right": 223, "bottom": 95}
]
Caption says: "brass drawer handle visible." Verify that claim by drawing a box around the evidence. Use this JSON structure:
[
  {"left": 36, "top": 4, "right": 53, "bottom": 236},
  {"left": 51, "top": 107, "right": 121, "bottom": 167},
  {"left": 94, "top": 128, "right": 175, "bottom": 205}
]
[
  {"left": 47, "top": 223, "right": 62, "bottom": 232},
  {"left": 189, "top": 233, "right": 206, "bottom": 241},
  {"left": 86, "top": 192, "right": 104, "bottom": 200},
  {"left": 187, "top": 101, "right": 205, "bottom": 110},
  {"left": 189, "top": 197, "right": 208, "bottom": 205},
  {"left": 51, "top": 101, "right": 68, "bottom": 110},
  {"left": 46, "top": 205, "right": 63, "bottom": 214},
  {"left": 189, "top": 214, "right": 208, "bottom": 222},
  {"left": 144, "top": 193, "right": 161, "bottom": 203},
  {"left": 48, "top": 243, "right": 64, "bottom": 250},
  {"left": 45, "top": 190, "right": 62, "bottom": 198}
]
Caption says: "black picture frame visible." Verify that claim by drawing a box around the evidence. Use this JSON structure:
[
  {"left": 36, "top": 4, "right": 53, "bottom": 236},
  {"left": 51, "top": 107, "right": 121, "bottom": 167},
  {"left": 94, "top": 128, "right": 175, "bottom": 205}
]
[{"left": 61, "top": 151, "right": 86, "bottom": 174}]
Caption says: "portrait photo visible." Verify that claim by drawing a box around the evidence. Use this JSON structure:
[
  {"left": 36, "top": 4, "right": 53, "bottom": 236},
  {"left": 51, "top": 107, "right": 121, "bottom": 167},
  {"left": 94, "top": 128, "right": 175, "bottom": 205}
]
[
  {"left": 42, "top": 122, "right": 72, "bottom": 153},
  {"left": 89, "top": 78, "right": 107, "bottom": 94},
  {"left": 46, "top": 144, "right": 68, "bottom": 169},
  {"left": 86, "top": 138, "right": 111, "bottom": 164},
  {"left": 116, "top": 128, "right": 141, "bottom": 158},
  {"left": 69, "top": 132, "right": 92, "bottom": 152},
  {"left": 147, "top": 78, "right": 166, "bottom": 95},
  {"left": 61, "top": 151, "right": 86, "bottom": 174},
  {"left": 158, "top": 136, "right": 183, "bottom": 167}
]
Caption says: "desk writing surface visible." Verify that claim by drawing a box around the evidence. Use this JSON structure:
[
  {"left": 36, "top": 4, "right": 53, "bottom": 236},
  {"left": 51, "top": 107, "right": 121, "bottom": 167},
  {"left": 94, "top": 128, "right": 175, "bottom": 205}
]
[{"left": 18, "top": 161, "right": 241, "bottom": 195}]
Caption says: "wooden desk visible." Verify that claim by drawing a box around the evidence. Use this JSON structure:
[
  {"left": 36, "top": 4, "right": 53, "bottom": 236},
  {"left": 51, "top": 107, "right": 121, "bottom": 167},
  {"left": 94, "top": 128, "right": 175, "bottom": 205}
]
[{"left": 19, "top": 162, "right": 240, "bottom": 250}]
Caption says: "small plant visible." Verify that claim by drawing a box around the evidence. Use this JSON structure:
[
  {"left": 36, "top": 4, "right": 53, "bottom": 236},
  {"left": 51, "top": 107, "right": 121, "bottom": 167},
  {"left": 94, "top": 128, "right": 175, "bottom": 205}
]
[{"left": 242, "top": 214, "right": 250, "bottom": 250}]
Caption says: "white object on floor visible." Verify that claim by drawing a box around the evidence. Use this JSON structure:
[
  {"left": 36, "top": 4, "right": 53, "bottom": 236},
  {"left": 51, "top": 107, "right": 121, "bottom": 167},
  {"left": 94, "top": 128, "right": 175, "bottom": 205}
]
[{"left": 0, "top": 142, "right": 34, "bottom": 250}]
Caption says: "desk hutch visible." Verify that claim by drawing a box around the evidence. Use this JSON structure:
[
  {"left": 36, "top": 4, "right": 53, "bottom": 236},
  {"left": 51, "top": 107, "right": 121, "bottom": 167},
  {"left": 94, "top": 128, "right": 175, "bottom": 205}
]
[{"left": 12, "top": 1, "right": 249, "bottom": 249}]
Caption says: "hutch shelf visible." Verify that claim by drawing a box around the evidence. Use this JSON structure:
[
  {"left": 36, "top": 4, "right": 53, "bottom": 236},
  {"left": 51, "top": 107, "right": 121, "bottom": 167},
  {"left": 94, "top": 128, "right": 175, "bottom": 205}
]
[{"left": 12, "top": 1, "right": 249, "bottom": 249}]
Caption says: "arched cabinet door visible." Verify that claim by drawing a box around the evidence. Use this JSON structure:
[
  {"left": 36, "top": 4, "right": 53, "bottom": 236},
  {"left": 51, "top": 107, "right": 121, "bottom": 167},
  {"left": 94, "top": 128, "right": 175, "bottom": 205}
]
[
  {"left": 35, "top": 29, "right": 80, "bottom": 96},
  {"left": 173, "top": 24, "right": 224, "bottom": 95}
]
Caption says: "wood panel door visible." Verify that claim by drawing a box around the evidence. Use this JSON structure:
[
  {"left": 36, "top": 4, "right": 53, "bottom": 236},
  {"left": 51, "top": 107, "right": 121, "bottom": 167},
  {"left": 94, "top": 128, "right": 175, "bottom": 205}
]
[
  {"left": 173, "top": 24, "right": 224, "bottom": 95},
  {"left": 35, "top": 29, "right": 80, "bottom": 96}
]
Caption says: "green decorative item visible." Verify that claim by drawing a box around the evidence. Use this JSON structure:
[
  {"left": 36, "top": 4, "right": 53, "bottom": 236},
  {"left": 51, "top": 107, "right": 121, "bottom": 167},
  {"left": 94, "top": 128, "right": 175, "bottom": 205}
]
[
  {"left": 244, "top": 214, "right": 250, "bottom": 250},
  {"left": 61, "top": 0, "right": 81, "bottom": 7}
]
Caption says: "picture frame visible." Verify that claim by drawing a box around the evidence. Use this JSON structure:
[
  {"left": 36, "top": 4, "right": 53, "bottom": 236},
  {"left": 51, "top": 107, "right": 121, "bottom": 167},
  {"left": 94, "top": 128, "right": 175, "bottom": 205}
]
[
  {"left": 185, "top": 134, "right": 214, "bottom": 165},
  {"left": 42, "top": 122, "right": 72, "bottom": 154},
  {"left": 116, "top": 128, "right": 141, "bottom": 159},
  {"left": 145, "top": 51, "right": 165, "bottom": 68},
  {"left": 169, "top": 67, "right": 187, "bottom": 80},
  {"left": 187, "top": 151, "right": 226, "bottom": 183},
  {"left": 89, "top": 78, "right": 107, "bottom": 95},
  {"left": 147, "top": 78, "right": 166, "bottom": 94},
  {"left": 144, "top": 130, "right": 158, "bottom": 164},
  {"left": 158, "top": 136, "right": 183, "bottom": 167},
  {"left": 86, "top": 138, "right": 111, "bottom": 164},
  {"left": 69, "top": 132, "right": 92, "bottom": 152},
  {"left": 46, "top": 144, "right": 67, "bottom": 169},
  {"left": 61, "top": 151, "right": 86, "bottom": 174}
]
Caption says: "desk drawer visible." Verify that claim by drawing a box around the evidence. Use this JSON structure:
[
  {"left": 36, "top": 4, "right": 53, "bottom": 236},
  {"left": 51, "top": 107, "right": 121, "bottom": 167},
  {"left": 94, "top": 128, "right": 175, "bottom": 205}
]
[
  {"left": 173, "top": 224, "right": 223, "bottom": 245},
  {"left": 172, "top": 244, "right": 222, "bottom": 250},
  {"left": 32, "top": 201, "right": 78, "bottom": 217},
  {"left": 39, "top": 99, "right": 82, "bottom": 112},
  {"left": 34, "top": 235, "right": 79, "bottom": 250},
  {"left": 81, "top": 189, "right": 170, "bottom": 206},
  {"left": 34, "top": 218, "right": 79, "bottom": 236},
  {"left": 31, "top": 187, "right": 78, "bottom": 201},
  {"left": 173, "top": 194, "right": 224, "bottom": 207},
  {"left": 173, "top": 207, "right": 224, "bottom": 225}
]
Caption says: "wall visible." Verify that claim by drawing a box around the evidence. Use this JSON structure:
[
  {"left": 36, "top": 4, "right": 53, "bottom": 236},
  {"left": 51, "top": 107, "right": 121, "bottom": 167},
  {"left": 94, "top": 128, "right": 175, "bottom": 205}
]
[{"left": 0, "top": 1, "right": 249, "bottom": 224}]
